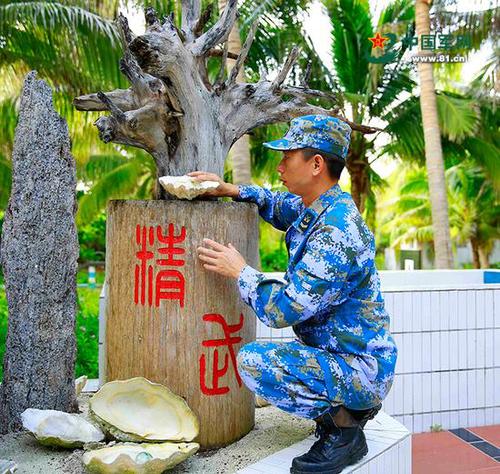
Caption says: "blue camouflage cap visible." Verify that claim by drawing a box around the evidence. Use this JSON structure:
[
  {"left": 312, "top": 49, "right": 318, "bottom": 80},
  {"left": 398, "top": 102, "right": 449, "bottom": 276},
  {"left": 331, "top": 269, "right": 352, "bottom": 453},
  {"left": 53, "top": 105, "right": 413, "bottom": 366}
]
[{"left": 263, "top": 115, "right": 352, "bottom": 161}]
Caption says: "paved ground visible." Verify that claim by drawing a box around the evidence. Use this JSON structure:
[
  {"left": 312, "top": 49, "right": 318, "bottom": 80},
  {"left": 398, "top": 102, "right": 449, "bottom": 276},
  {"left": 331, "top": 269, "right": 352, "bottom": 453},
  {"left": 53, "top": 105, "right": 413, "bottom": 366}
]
[{"left": 413, "top": 425, "right": 500, "bottom": 473}]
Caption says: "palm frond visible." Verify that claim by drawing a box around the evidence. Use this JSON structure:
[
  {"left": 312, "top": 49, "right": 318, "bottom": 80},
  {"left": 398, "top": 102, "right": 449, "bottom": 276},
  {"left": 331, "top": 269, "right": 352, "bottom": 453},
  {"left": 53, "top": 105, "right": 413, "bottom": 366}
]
[
  {"left": 435, "top": 92, "right": 479, "bottom": 142},
  {"left": 1, "top": 1, "right": 125, "bottom": 91},
  {"left": 76, "top": 159, "right": 145, "bottom": 225},
  {"left": 432, "top": 6, "right": 499, "bottom": 52},
  {"left": 323, "top": 0, "right": 373, "bottom": 94}
]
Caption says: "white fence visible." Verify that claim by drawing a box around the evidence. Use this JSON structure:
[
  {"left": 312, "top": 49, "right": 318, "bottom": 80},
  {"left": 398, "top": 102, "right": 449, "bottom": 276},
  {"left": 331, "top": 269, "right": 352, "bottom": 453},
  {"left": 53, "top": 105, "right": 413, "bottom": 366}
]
[{"left": 256, "top": 270, "right": 500, "bottom": 434}]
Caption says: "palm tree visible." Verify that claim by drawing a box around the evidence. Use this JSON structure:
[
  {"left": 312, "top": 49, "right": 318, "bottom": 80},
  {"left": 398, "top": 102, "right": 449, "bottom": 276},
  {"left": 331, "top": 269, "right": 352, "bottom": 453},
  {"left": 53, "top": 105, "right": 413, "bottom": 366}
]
[
  {"left": 447, "top": 165, "right": 499, "bottom": 268},
  {"left": 0, "top": 0, "right": 133, "bottom": 214},
  {"left": 322, "top": 0, "right": 415, "bottom": 214},
  {"left": 412, "top": 0, "right": 498, "bottom": 267},
  {"left": 415, "top": 0, "right": 453, "bottom": 268},
  {"left": 1, "top": 0, "right": 331, "bottom": 221}
]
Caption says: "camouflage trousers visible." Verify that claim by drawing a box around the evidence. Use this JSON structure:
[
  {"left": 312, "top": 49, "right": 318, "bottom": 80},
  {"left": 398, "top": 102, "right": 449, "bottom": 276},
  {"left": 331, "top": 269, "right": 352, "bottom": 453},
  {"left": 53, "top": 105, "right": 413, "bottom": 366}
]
[{"left": 237, "top": 340, "right": 384, "bottom": 420}]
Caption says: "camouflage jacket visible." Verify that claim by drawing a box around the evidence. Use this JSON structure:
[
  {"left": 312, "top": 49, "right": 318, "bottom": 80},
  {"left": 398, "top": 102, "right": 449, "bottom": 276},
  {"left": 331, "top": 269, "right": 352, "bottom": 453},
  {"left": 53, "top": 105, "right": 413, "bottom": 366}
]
[{"left": 235, "top": 183, "right": 397, "bottom": 384}]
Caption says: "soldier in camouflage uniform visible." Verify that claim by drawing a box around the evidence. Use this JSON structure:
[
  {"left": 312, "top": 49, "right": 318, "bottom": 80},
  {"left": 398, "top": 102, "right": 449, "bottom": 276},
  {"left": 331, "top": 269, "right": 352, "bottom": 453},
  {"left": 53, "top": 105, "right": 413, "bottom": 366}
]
[{"left": 192, "top": 115, "right": 397, "bottom": 474}]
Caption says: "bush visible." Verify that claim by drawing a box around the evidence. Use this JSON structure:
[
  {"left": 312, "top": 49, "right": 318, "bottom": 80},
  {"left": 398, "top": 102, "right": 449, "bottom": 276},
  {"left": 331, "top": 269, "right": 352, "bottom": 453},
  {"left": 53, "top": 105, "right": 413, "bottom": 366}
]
[
  {"left": 261, "top": 247, "right": 288, "bottom": 272},
  {"left": 75, "top": 288, "right": 100, "bottom": 378},
  {"left": 78, "top": 212, "right": 106, "bottom": 263},
  {"left": 259, "top": 220, "right": 288, "bottom": 272}
]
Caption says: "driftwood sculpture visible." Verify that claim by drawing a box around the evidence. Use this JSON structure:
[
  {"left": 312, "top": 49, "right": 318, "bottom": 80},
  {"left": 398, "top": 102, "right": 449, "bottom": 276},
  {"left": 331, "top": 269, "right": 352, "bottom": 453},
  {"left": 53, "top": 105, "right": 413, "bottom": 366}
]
[
  {"left": 71, "top": 2, "right": 377, "bottom": 448},
  {"left": 73, "top": 0, "right": 377, "bottom": 197}
]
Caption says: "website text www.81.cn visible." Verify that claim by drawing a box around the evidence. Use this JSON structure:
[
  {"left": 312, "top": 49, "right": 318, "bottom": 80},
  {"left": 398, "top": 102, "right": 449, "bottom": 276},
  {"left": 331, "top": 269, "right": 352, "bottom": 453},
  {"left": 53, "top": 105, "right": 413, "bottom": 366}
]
[{"left": 411, "top": 54, "right": 467, "bottom": 63}]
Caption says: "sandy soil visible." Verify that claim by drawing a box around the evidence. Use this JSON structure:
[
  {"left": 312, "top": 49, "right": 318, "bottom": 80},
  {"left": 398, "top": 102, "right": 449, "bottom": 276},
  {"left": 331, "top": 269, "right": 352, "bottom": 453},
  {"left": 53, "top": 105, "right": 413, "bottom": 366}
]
[{"left": 0, "top": 395, "right": 314, "bottom": 474}]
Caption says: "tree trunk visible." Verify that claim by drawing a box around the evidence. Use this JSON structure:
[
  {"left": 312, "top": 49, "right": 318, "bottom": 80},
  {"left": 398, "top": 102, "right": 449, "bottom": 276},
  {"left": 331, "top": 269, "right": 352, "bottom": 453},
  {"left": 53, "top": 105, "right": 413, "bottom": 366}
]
[
  {"left": 218, "top": 0, "right": 252, "bottom": 185},
  {"left": 470, "top": 238, "right": 480, "bottom": 269},
  {"left": 104, "top": 200, "right": 259, "bottom": 448},
  {"left": 0, "top": 71, "right": 78, "bottom": 433},
  {"left": 478, "top": 245, "right": 490, "bottom": 268},
  {"left": 346, "top": 137, "right": 369, "bottom": 213},
  {"left": 415, "top": 0, "right": 454, "bottom": 269},
  {"left": 347, "top": 161, "right": 369, "bottom": 213}
]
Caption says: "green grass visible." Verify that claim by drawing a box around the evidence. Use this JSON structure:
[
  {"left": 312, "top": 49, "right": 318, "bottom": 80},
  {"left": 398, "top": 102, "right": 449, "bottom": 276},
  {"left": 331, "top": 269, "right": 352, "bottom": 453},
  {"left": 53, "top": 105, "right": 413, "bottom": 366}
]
[{"left": 0, "top": 285, "right": 101, "bottom": 381}]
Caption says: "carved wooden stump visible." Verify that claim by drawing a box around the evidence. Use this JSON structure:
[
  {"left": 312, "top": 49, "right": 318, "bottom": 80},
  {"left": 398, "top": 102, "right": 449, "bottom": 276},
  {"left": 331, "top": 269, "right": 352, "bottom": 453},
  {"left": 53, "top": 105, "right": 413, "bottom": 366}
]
[{"left": 105, "top": 200, "right": 259, "bottom": 448}]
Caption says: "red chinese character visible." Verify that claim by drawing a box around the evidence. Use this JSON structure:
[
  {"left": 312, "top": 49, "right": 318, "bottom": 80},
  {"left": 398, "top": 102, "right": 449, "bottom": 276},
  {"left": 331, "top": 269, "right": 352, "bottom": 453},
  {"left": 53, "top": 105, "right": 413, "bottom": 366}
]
[
  {"left": 133, "top": 223, "right": 186, "bottom": 308},
  {"left": 156, "top": 224, "right": 186, "bottom": 266},
  {"left": 155, "top": 269, "right": 185, "bottom": 308},
  {"left": 134, "top": 225, "right": 154, "bottom": 305},
  {"left": 199, "top": 313, "right": 244, "bottom": 396}
]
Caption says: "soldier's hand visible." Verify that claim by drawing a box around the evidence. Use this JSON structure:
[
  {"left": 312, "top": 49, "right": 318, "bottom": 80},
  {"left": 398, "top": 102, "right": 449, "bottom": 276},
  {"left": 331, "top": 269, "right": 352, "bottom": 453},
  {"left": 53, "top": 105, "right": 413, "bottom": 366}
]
[
  {"left": 197, "top": 239, "right": 246, "bottom": 279},
  {"left": 187, "top": 171, "right": 239, "bottom": 198}
]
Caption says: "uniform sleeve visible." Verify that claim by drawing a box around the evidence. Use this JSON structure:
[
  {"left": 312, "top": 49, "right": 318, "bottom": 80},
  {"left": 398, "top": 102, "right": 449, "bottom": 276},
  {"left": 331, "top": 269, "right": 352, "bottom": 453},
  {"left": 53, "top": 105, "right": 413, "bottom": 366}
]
[
  {"left": 237, "top": 225, "right": 356, "bottom": 328},
  {"left": 234, "top": 184, "right": 303, "bottom": 231}
]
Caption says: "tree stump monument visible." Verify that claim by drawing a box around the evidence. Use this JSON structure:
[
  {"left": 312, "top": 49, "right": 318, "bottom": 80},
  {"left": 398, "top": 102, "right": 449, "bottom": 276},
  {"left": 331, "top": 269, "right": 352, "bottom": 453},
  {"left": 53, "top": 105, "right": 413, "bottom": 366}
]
[{"left": 74, "top": 0, "right": 376, "bottom": 448}]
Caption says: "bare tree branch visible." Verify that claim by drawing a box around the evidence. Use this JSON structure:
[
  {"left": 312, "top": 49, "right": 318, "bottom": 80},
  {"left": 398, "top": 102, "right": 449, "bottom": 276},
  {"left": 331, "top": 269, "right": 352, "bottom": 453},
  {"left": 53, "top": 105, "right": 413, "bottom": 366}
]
[
  {"left": 214, "top": 39, "right": 230, "bottom": 91},
  {"left": 116, "top": 13, "right": 135, "bottom": 50},
  {"left": 222, "top": 80, "right": 380, "bottom": 145},
  {"left": 227, "top": 18, "right": 259, "bottom": 86},
  {"left": 73, "top": 89, "right": 135, "bottom": 112},
  {"left": 272, "top": 46, "right": 301, "bottom": 92},
  {"left": 119, "top": 51, "right": 144, "bottom": 86},
  {"left": 145, "top": 6, "right": 162, "bottom": 31},
  {"left": 97, "top": 92, "right": 127, "bottom": 123},
  {"left": 301, "top": 61, "right": 312, "bottom": 88},
  {"left": 208, "top": 48, "right": 238, "bottom": 60},
  {"left": 194, "top": 2, "right": 214, "bottom": 37},
  {"left": 191, "top": 0, "right": 238, "bottom": 56},
  {"left": 283, "top": 85, "right": 339, "bottom": 104},
  {"left": 119, "top": 52, "right": 173, "bottom": 104},
  {"left": 182, "top": 0, "right": 202, "bottom": 41}
]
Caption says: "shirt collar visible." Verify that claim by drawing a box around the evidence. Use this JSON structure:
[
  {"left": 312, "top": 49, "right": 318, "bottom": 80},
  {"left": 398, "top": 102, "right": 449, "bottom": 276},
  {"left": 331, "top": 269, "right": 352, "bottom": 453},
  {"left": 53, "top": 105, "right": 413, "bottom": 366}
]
[
  {"left": 308, "top": 183, "right": 343, "bottom": 216},
  {"left": 291, "top": 184, "right": 343, "bottom": 234}
]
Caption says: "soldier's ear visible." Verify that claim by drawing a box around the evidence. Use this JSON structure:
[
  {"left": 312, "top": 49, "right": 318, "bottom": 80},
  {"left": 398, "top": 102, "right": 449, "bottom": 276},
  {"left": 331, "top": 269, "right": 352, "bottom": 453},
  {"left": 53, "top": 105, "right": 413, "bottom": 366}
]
[{"left": 312, "top": 154, "right": 323, "bottom": 175}]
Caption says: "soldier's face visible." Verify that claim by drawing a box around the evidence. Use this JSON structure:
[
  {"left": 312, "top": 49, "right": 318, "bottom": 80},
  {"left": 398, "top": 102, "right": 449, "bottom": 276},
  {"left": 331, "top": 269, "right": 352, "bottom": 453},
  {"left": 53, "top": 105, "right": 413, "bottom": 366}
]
[{"left": 277, "top": 150, "right": 314, "bottom": 195}]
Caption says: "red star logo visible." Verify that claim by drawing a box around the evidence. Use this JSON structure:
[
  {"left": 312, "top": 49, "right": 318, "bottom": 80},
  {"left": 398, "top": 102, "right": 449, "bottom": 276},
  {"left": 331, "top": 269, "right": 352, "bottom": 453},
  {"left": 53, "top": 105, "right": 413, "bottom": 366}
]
[{"left": 368, "top": 32, "right": 389, "bottom": 50}]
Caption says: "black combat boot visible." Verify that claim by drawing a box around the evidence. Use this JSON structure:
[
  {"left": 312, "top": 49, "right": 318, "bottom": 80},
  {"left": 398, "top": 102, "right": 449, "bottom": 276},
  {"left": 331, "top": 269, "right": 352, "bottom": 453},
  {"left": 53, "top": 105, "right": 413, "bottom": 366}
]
[
  {"left": 345, "top": 403, "right": 382, "bottom": 428},
  {"left": 290, "top": 404, "right": 380, "bottom": 474}
]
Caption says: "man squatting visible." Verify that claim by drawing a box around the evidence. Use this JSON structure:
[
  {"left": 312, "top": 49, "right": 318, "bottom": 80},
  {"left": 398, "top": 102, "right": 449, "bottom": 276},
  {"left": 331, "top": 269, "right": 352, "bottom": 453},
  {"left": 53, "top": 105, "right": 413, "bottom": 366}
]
[{"left": 191, "top": 115, "right": 397, "bottom": 474}]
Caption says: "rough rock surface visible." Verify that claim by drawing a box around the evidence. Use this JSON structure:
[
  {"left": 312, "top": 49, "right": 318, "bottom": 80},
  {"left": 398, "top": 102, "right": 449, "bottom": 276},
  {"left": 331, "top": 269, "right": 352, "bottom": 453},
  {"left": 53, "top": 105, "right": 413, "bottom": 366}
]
[{"left": 0, "top": 71, "right": 79, "bottom": 433}]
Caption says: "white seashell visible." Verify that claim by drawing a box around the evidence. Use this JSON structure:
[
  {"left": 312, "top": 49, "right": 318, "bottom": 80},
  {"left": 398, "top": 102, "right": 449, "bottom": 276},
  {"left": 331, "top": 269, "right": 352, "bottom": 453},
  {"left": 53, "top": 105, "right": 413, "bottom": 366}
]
[
  {"left": 158, "top": 175, "right": 219, "bottom": 200},
  {"left": 21, "top": 408, "right": 104, "bottom": 448},
  {"left": 82, "top": 441, "right": 199, "bottom": 474},
  {"left": 89, "top": 377, "right": 199, "bottom": 443}
]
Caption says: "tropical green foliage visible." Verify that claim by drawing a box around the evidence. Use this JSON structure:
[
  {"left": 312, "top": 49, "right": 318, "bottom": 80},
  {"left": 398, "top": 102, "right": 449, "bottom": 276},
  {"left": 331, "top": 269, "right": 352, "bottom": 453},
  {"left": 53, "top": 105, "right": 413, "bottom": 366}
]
[
  {"left": 379, "top": 161, "right": 499, "bottom": 267},
  {"left": 78, "top": 211, "right": 107, "bottom": 262},
  {"left": 320, "top": 0, "right": 416, "bottom": 213},
  {"left": 75, "top": 288, "right": 99, "bottom": 378},
  {"left": 384, "top": 92, "right": 500, "bottom": 189},
  {"left": 0, "top": 0, "right": 498, "bottom": 273}
]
